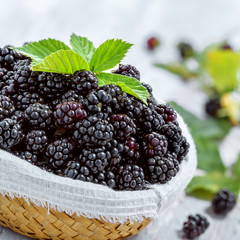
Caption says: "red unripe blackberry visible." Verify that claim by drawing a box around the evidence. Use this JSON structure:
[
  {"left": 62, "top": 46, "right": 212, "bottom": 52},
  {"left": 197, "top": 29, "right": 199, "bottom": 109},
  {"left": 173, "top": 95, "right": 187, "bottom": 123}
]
[
  {"left": 113, "top": 64, "right": 140, "bottom": 80},
  {"left": 26, "top": 130, "right": 48, "bottom": 154},
  {"left": 155, "top": 103, "right": 177, "bottom": 122},
  {"left": 53, "top": 102, "right": 87, "bottom": 130},
  {"left": 143, "top": 132, "right": 168, "bottom": 157},
  {"left": 0, "top": 95, "right": 15, "bottom": 120},
  {"left": 147, "top": 37, "right": 160, "bottom": 51}
]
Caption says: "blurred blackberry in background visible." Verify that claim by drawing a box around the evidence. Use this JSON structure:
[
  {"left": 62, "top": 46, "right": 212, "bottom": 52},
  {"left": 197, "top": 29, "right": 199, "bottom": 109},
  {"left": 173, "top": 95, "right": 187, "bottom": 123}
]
[
  {"left": 147, "top": 37, "right": 160, "bottom": 51},
  {"left": 26, "top": 130, "right": 48, "bottom": 154},
  {"left": 113, "top": 64, "right": 140, "bottom": 80},
  {"left": 221, "top": 42, "right": 233, "bottom": 51},
  {"left": 0, "top": 95, "right": 15, "bottom": 120},
  {"left": 205, "top": 98, "right": 221, "bottom": 117},
  {"left": 177, "top": 42, "right": 194, "bottom": 59}
]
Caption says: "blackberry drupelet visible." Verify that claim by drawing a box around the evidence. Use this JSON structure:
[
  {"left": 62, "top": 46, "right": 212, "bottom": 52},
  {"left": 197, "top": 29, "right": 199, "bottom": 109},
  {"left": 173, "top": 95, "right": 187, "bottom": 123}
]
[
  {"left": 26, "top": 130, "right": 48, "bottom": 154},
  {"left": 53, "top": 102, "right": 87, "bottom": 130},
  {"left": 123, "top": 137, "right": 140, "bottom": 164},
  {"left": 155, "top": 103, "right": 177, "bottom": 122},
  {"left": 143, "top": 132, "right": 168, "bottom": 158},
  {"left": 177, "top": 42, "right": 194, "bottom": 59},
  {"left": 212, "top": 189, "right": 237, "bottom": 214},
  {"left": 0, "top": 95, "right": 15, "bottom": 120},
  {"left": 183, "top": 214, "right": 209, "bottom": 239},
  {"left": 146, "top": 153, "right": 179, "bottom": 184},
  {"left": 46, "top": 138, "right": 74, "bottom": 170},
  {"left": 73, "top": 116, "right": 114, "bottom": 147},
  {"left": 111, "top": 114, "right": 136, "bottom": 140},
  {"left": 0, "top": 118, "right": 23, "bottom": 149},
  {"left": 23, "top": 103, "right": 52, "bottom": 130},
  {"left": 205, "top": 98, "right": 221, "bottom": 117},
  {"left": 71, "top": 70, "right": 98, "bottom": 95},
  {"left": 116, "top": 164, "right": 145, "bottom": 191},
  {"left": 113, "top": 64, "right": 140, "bottom": 80}
]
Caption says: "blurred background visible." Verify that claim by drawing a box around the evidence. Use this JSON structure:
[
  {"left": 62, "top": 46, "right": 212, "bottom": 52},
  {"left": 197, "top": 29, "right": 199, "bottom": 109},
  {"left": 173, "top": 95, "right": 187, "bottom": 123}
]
[{"left": 1, "top": 0, "right": 240, "bottom": 239}]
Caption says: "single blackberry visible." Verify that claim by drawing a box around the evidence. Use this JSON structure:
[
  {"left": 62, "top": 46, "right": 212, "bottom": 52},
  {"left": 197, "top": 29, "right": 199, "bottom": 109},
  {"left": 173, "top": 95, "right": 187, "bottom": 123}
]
[
  {"left": 106, "top": 139, "right": 124, "bottom": 166},
  {"left": 14, "top": 92, "right": 44, "bottom": 111},
  {"left": 0, "top": 118, "right": 23, "bottom": 149},
  {"left": 146, "top": 153, "right": 179, "bottom": 184},
  {"left": 78, "top": 146, "right": 111, "bottom": 174},
  {"left": 183, "top": 214, "right": 209, "bottom": 239},
  {"left": 205, "top": 98, "right": 221, "bottom": 117},
  {"left": 71, "top": 70, "right": 98, "bottom": 95},
  {"left": 0, "top": 45, "right": 26, "bottom": 70},
  {"left": 101, "top": 167, "right": 117, "bottom": 189},
  {"left": 155, "top": 103, "right": 177, "bottom": 122},
  {"left": 141, "top": 82, "right": 153, "bottom": 94},
  {"left": 212, "top": 189, "right": 237, "bottom": 214},
  {"left": 0, "top": 78, "right": 18, "bottom": 97},
  {"left": 73, "top": 116, "right": 114, "bottom": 147},
  {"left": 221, "top": 43, "right": 233, "bottom": 51},
  {"left": 53, "top": 102, "right": 87, "bottom": 130},
  {"left": 143, "top": 132, "right": 168, "bottom": 157},
  {"left": 111, "top": 114, "right": 137, "bottom": 140},
  {"left": 123, "top": 137, "right": 140, "bottom": 164},
  {"left": 61, "top": 90, "right": 84, "bottom": 104},
  {"left": 113, "top": 64, "right": 140, "bottom": 80},
  {"left": 26, "top": 130, "right": 48, "bottom": 154},
  {"left": 0, "top": 68, "right": 14, "bottom": 90},
  {"left": 116, "top": 164, "right": 145, "bottom": 191},
  {"left": 124, "top": 97, "right": 144, "bottom": 119},
  {"left": 15, "top": 150, "right": 38, "bottom": 165},
  {"left": 23, "top": 103, "right": 52, "bottom": 130},
  {"left": 0, "top": 95, "right": 15, "bottom": 120},
  {"left": 46, "top": 138, "right": 74, "bottom": 170},
  {"left": 177, "top": 42, "right": 194, "bottom": 59}
]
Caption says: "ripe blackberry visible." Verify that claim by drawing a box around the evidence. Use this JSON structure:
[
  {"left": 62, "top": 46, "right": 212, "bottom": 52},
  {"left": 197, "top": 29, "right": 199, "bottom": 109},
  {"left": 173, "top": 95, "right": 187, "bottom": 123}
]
[
  {"left": 99, "top": 167, "right": 117, "bottom": 189},
  {"left": 155, "top": 103, "right": 177, "bottom": 122},
  {"left": 0, "top": 118, "right": 23, "bottom": 149},
  {"left": 0, "top": 95, "right": 15, "bottom": 120},
  {"left": 205, "top": 98, "right": 221, "bottom": 117},
  {"left": 141, "top": 82, "right": 153, "bottom": 94},
  {"left": 11, "top": 110, "right": 23, "bottom": 124},
  {"left": 177, "top": 42, "right": 194, "bottom": 59},
  {"left": 0, "top": 68, "right": 14, "bottom": 90},
  {"left": 124, "top": 97, "right": 144, "bottom": 119},
  {"left": 46, "top": 138, "right": 74, "bottom": 170},
  {"left": 143, "top": 132, "right": 168, "bottom": 157},
  {"left": 71, "top": 70, "right": 98, "bottom": 95},
  {"left": 183, "top": 214, "right": 209, "bottom": 239},
  {"left": 212, "top": 189, "right": 237, "bottom": 214},
  {"left": 61, "top": 90, "right": 84, "bottom": 104},
  {"left": 53, "top": 102, "right": 87, "bottom": 130},
  {"left": 116, "top": 164, "right": 145, "bottom": 191},
  {"left": 0, "top": 45, "right": 26, "bottom": 70},
  {"left": 15, "top": 150, "right": 38, "bottom": 165},
  {"left": 146, "top": 153, "right": 179, "bottom": 184},
  {"left": 111, "top": 114, "right": 137, "bottom": 140},
  {"left": 23, "top": 103, "right": 52, "bottom": 130},
  {"left": 15, "top": 92, "right": 44, "bottom": 111},
  {"left": 26, "top": 130, "right": 48, "bottom": 154},
  {"left": 78, "top": 146, "right": 111, "bottom": 174},
  {"left": 106, "top": 139, "right": 124, "bottom": 166},
  {"left": 73, "top": 116, "right": 114, "bottom": 147},
  {"left": 123, "top": 137, "right": 140, "bottom": 164},
  {"left": 113, "top": 64, "right": 140, "bottom": 80}
]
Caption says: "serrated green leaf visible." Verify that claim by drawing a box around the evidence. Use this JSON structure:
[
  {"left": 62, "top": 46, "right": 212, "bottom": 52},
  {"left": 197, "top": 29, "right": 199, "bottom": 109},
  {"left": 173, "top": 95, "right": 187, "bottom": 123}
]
[
  {"left": 31, "top": 50, "right": 89, "bottom": 74},
  {"left": 186, "top": 172, "right": 240, "bottom": 200},
  {"left": 70, "top": 34, "right": 95, "bottom": 63},
  {"left": 97, "top": 72, "right": 148, "bottom": 104},
  {"left": 90, "top": 39, "right": 133, "bottom": 73},
  {"left": 233, "top": 154, "right": 240, "bottom": 180},
  {"left": 14, "top": 38, "right": 71, "bottom": 65}
]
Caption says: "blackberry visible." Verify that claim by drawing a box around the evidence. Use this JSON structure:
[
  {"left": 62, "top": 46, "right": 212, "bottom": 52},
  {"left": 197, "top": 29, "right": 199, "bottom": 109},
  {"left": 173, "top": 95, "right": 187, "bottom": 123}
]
[
  {"left": 46, "top": 138, "right": 74, "bottom": 170},
  {"left": 147, "top": 37, "right": 160, "bottom": 51},
  {"left": 11, "top": 110, "right": 23, "bottom": 124},
  {"left": 123, "top": 137, "right": 140, "bottom": 164},
  {"left": 71, "top": 70, "right": 98, "bottom": 95},
  {"left": 111, "top": 114, "right": 136, "bottom": 140},
  {"left": 0, "top": 68, "right": 14, "bottom": 90},
  {"left": 73, "top": 116, "right": 114, "bottom": 147},
  {"left": 221, "top": 43, "right": 233, "bottom": 51},
  {"left": 116, "top": 164, "right": 145, "bottom": 191},
  {"left": 155, "top": 103, "right": 177, "bottom": 123},
  {"left": 23, "top": 103, "right": 52, "bottom": 130},
  {"left": 141, "top": 82, "right": 153, "bottom": 94},
  {"left": 143, "top": 132, "right": 168, "bottom": 158},
  {"left": 205, "top": 98, "right": 221, "bottom": 117},
  {"left": 0, "top": 118, "right": 23, "bottom": 149},
  {"left": 177, "top": 42, "right": 194, "bottom": 59},
  {"left": 0, "top": 95, "right": 15, "bottom": 120},
  {"left": 0, "top": 45, "right": 26, "bottom": 70},
  {"left": 183, "top": 214, "right": 209, "bottom": 239},
  {"left": 106, "top": 139, "right": 124, "bottom": 166},
  {"left": 212, "top": 189, "right": 237, "bottom": 214},
  {"left": 26, "top": 130, "right": 48, "bottom": 154},
  {"left": 53, "top": 102, "right": 87, "bottom": 130},
  {"left": 113, "top": 64, "right": 140, "bottom": 80},
  {"left": 15, "top": 150, "right": 38, "bottom": 165},
  {"left": 101, "top": 167, "right": 116, "bottom": 189},
  {"left": 61, "top": 90, "right": 84, "bottom": 104},
  {"left": 14, "top": 92, "right": 44, "bottom": 111},
  {"left": 124, "top": 97, "right": 144, "bottom": 119},
  {"left": 78, "top": 146, "right": 111, "bottom": 174},
  {"left": 146, "top": 153, "right": 179, "bottom": 184}
]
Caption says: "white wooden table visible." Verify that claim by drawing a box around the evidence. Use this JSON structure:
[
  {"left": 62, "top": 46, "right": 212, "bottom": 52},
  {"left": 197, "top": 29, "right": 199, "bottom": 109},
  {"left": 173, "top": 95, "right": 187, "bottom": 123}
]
[{"left": 0, "top": 0, "right": 239, "bottom": 239}]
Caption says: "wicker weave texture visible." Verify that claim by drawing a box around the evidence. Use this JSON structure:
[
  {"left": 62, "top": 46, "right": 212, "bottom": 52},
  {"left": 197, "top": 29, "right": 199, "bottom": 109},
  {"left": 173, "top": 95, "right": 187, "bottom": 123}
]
[{"left": 0, "top": 194, "right": 151, "bottom": 240}]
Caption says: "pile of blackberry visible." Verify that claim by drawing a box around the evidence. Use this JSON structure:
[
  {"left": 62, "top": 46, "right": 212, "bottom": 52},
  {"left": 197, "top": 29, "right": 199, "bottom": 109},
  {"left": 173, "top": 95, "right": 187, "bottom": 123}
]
[{"left": 0, "top": 50, "right": 190, "bottom": 191}]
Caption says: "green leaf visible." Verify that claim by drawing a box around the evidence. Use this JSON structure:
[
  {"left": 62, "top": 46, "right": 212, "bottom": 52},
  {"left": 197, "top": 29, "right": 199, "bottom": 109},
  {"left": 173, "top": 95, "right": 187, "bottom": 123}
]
[
  {"left": 206, "top": 50, "right": 240, "bottom": 94},
  {"left": 97, "top": 72, "right": 149, "bottom": 104},
  {"left": 90, "top": 39, "right": 133, "bottom": 73},
  {"left": 154, "top": 63, "right": 198, "bottom": 80},
  {"left": 70, "top": 34, "right": 95, "bottom": 63},
  {"left": 31, "top": 50, "right": 89, "bottom": 74},
  {"left": 186, "top": 172, "right": 240, "bottom": 200},
  {"left": 14, "top": 38, "right": 71, "bottom": 65},
  {"left": 233, "top": 154, "right": 240, "bottom": 180}
]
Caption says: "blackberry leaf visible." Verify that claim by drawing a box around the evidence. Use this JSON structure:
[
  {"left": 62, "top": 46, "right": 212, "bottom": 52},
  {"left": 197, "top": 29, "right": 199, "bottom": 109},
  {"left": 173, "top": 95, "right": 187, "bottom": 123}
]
[
  {"left": 70, "top": 34, "right": 95, "bottom": 63},
  {"left": 97, "top": 72, "right": 149, "bottom": 105},
  {"left": 31, "top": 50, "right": 89, "bottom": 74},
  {"left": 90, "top": 39, "right": 133, "bottom": 73}
]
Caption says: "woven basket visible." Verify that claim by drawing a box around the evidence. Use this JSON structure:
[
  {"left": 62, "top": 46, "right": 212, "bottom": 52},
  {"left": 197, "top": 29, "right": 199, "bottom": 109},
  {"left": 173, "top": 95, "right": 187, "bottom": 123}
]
[{"left": 0, "top": 194, "right": 151, "bottom": 240}]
